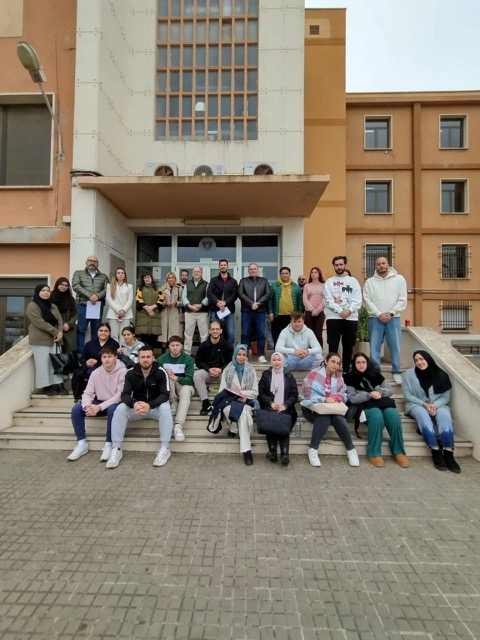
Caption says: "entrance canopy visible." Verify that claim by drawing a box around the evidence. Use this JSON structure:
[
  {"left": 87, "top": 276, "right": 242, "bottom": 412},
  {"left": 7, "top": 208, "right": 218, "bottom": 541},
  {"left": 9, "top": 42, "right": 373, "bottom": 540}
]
[{"left": 75, "top": 174, "right": 330, "bottom": 220}]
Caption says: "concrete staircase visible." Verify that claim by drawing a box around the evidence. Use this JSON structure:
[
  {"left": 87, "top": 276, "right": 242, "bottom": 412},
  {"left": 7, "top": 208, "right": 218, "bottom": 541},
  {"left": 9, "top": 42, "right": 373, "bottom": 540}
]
[{"left": 0, "top": 367, "right": 473, "bottom": 459}]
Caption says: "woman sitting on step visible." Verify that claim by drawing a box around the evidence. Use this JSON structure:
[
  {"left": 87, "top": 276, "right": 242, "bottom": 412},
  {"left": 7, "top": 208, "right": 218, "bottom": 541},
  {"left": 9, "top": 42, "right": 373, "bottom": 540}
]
[
  {"left": 344, "top": 352, "right": 409, "bottom": 468},
  {"left": 402, "top": 350, "right": 460, "bottom": 473}
]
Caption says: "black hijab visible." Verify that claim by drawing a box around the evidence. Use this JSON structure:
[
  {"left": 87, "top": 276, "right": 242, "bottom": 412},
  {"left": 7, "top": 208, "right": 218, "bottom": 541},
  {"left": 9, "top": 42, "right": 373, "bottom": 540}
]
[
  {"left": 344, "top": 353, "right": 385, "bottom": 391},
  {"left": 50, "top": 277, "right": 77, "bottom": 315},
  {"left": 413, "top": 350, "right": 452, "bottom": 395},
  {"left": 32, "top": 284, "right": 59, "bottom": 327}
]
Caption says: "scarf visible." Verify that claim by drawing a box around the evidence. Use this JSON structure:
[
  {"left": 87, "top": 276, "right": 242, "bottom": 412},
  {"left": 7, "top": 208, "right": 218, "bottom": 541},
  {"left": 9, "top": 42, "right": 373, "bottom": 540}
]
[
  {"left": 49, "top": 277, "right": 77, "bottom": 315},
  {"left": 224, "top": 344, "right": 256, "bottom": 390},
  {"left": 32, "top": 284, "right": 58, "bottom": 327},
  {"left": 270, "top": 352, "right": 285, "bottom": 405},
  {"left": 413, "top": 350, "right": 452, "bottom": 395},
  {"left": 344, "top": 360, "right": 384, "bottom": 392}
]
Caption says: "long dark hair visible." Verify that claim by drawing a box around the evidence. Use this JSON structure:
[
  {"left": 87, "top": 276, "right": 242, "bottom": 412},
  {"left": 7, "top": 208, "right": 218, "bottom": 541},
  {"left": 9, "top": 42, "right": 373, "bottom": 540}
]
[{"left": 138, "top": 273, "right": 157, "bottom": 289}]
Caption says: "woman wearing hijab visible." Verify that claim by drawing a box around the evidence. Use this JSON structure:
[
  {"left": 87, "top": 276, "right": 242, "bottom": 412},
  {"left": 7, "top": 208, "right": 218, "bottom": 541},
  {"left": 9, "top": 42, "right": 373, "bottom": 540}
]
[
  {"left": 26, "top": 284, "right": 64, "bottom": 395},
  {"left": 402, "top": 350, "right": 460, "bottom": 473},
  {"left": 258, "top": 352, "right": 298, "bottom": 466},
  {"left": 345, "top": 352, "right": 409, "bottom": 468},
  {"left": 50, "top": 277, "right": 77, "bottom": 354},
  {"left": 219, "top": 344, "right": 259, "bottom": 465}
]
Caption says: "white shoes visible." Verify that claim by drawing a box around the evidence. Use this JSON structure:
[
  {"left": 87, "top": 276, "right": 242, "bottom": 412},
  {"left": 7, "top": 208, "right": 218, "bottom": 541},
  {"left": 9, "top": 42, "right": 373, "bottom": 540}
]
[
  {"left": 173, "top": 424, "right": 185, "bottom": 441},
  {"left": 308, "top": 447, "right": 321, "bottom": 467},
  {"left": 393, "top": 373, "right": 403, "bottom": 385},
  {"left": 67, "top": 440, "right": 88, "bottom": 461},
  {"left": 170, "top": 401, "right": 178, "bottom": 417},
  {"left": 106, "top": 448, "right": 123, "bottom": 469},
  {"left": 100, "top": 442, "right": 112, "bottom": 462},
  {"left": 258, "top": 356, "right": 267, "bottom": 364},
  {"left": 153, "top": 447, "right": 171, "bottom": 467},
  {"left": 347, "top": 448, "right": 360, "bottom": 467}
]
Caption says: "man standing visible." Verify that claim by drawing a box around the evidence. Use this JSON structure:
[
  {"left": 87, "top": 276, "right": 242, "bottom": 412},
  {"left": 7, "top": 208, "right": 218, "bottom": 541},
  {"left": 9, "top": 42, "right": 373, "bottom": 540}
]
[
  {"left": 238, "top": 262, "right": 271, "bottom": 364},
  {"left": 182, "top": 266, "right": 209, "bottom": 354},
  {"left": 72, "top": 255, "right": 109, "bottom": 352},
  {"left": 323, "top": 255, "right": 362, "bottom": 373},
  {"left": 179, "top": 269, "right": 189, "bottom": 287},
  {"left": 67, "top": 346, "right": 127, "bottom": 462},
  {"left": 207, "top": 259, "right": 238, "bottom": 346},
  {"left": 157, "top": 335, "right": 195, "bottom": 442},
  {"left": 268, "top": 266, "right": 304, "bottom": 345},
  {"left": 363, "top": 256, "right": 408, "bottom": 384},
  {"left": 106, "top": 346, "right": 173, "bottom": 468},
  {"left": 297, "top": 275, "right": 307, "bottom": 290},
  {"left": 194, "top": 321, "right": 233, "bottom": 415},
  {"left": 276, "top": 312, "right": 323, "bottom": 371}
]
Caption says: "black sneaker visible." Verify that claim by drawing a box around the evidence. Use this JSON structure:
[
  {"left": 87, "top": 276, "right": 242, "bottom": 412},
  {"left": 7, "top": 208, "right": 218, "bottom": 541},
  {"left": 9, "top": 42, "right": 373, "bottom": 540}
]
[
  {"left": 443, "top": 450, "right": 461, "bottom": 474},
  {"left": 243, "top": 450, "right": 253, "bottom": 466},
  {"left": 200, "top": 399, "right": 211, "bottom": 416},
  {"left": 431, "top": 448, "right": 447, "bottom": 471}
]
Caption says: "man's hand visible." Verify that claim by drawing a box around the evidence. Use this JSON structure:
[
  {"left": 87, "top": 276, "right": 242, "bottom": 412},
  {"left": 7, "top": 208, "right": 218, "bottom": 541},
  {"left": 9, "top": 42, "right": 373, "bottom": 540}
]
[
  {"left": 378, "top": 312, "right": 392, "bottom": 324},
  {"left": 340, "top": 309, "right": 352, "bottom": 319},
  {"left": 268, "top": 313, "right": 274, "bottom": 321},
  {"left": 134, "top": 401, "right": 150, "bottom": 415},
  {"left": 84, "top": 404, "right": 101, "bottom": 416},
  {"left": 251, "top": 302, "right": 259, "bottom": 311},
  {"left": 166, "top": 369, "right": 177, "bottom": 382},
  {"left": 217, "top": 301, "right": 226, "bottom": 310},
  {"left": 89, "top": 294, "right": 99, "bottom": 303},
  {"left": 209, "top": 367, "right": 222, "bottom": 378},
  {"left": 294, "top": 349, "right": 309, "bottom": 359}
]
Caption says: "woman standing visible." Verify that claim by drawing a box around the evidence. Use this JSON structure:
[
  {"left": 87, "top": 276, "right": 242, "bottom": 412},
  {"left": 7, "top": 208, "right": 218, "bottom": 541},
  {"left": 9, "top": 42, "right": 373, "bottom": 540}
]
[
  {"left": 258, "top": 352, "right": 298, "bottom": 466},
  {"left": 345, "top": 352, "right": 409, "bottom": 468},
  {"left": 135, "top": 274, "right": 164, "bottom": 348},
  {"left": 106, "top": 267, "right": 134, "bottom": 342},
  {"left": 301, "top": 352, "right": 360, "bottom": 468},
  {"left": 402, "top": 350, "right": 460, "bottom": 473},
  {"left": 159, "top": 272, "right": 184, "bottom": 350},
  {"left": 26, "top": 284, "right": 64, "bottom": 396},
  {"left": 49, "top": 277, "right": 77, "bottom": 355},
  {"left": 303, "top": 266, "right": 325, "bottom": 347},
  {"left": 219, "top": 344, "right": 259, "bottom": 466}
]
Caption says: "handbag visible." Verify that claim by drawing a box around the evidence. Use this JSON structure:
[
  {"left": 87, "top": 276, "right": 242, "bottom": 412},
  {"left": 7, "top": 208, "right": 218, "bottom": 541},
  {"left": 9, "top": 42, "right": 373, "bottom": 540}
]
[
  {"left": 117, "top": 354, "right": 135, "bottom": 369},
  {"left": 49, "top": 348, "right": 79, "bottom": 375},
  {"left": 364, "top": 397, "right": 396, "bottom": 410},
  {"left": 301, "top": 400, "right": 348, "bottom": 416},
  {"left": 256, "top": 409, "right": 291, "bottom": 437}
]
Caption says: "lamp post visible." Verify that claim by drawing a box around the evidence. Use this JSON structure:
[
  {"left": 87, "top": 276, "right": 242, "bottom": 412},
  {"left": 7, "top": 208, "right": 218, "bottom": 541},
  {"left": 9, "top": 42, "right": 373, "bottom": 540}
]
[{"left": 16, "top": 41, "right": 65, "bottom": 161}]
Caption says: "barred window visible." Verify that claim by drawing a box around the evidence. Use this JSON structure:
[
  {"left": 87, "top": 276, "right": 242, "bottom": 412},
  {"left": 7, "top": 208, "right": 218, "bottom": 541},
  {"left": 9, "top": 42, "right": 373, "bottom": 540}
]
[
  {"left": 441, "top": 245, "right": 469, "bottom": 279},
  {"left": 440, "top": 301, "right": 471, "bottom": 332},
  {"left": 365, "top": 244, "right": 393, "bottom": 278}
]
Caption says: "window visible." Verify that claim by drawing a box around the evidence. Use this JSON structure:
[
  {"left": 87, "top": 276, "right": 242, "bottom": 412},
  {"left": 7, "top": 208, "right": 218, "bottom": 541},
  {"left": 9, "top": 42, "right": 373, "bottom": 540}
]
[
  {"left": 365, "top": 117, "right": 391, "bottom": 149},
  {"left": 441, "top": 245, "right": 469, "bottom": 279},
  {"left": 0, "top": 104, "right": 52, "bottom": 186},
  {"left": 365, "top": 181, "right": 392, "bottom": 213},
  {"left": 440, "top": 116, "right": 465, "bottom": 149},
  {"left": 440, "top": 301, "right": 471, "bottom": 332},
  {"left": 441, "top": 180, "right": 467, "bottom": 213},
  {"left": 365, "top": 244, "right": 393, "bottom": 278}
]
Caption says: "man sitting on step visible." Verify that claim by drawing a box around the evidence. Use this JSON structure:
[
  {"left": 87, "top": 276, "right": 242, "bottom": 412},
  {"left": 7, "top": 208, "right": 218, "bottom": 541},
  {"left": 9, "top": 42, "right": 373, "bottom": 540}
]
[
  {"left": 156, "top": 335, "right": 195, "bottom": 442},
  {"left": 276, "top": 312, "right": 323, "bottom": 372},
  {"left": 67, "top": 346, "right": 127, "bottom": 462},
  {"left": 194, "top": 321, "right": 233, "bottom": 416}
]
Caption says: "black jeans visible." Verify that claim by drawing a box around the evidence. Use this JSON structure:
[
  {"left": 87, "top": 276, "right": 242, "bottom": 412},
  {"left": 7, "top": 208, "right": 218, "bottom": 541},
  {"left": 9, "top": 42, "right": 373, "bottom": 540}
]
[
  {"left": 326, "top": 319, "right": 358, "bottom": 372},
  {"left": 271, "top": 315, "right": 291, "bottom": 346},
  {"left": 302, "top": 407, "right": 354, "bottom": 451}
]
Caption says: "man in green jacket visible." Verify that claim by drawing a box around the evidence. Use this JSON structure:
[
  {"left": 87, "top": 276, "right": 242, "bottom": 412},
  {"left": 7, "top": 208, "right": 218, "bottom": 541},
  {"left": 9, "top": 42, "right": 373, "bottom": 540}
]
[
  {"left": 268, "top": 266, "right": 304, "bottom": 346},
  {"left": 157, "top": 335, "right": 195, "bottom": 442},
  {"left": 72, "top": 255, "right": 109, "bottom": 351}
]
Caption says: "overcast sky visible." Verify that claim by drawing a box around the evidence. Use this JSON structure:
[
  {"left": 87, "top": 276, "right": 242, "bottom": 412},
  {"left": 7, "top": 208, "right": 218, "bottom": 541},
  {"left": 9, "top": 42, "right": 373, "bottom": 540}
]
[{"left": 305, "top": 0, "right": 480, "bottom": 92}]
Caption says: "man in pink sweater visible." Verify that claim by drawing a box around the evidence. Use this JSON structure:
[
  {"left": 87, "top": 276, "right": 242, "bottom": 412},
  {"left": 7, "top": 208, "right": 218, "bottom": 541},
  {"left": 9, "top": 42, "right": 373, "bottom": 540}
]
[{"left": 67, "top": 346, "right": 127, "bottom": 462}]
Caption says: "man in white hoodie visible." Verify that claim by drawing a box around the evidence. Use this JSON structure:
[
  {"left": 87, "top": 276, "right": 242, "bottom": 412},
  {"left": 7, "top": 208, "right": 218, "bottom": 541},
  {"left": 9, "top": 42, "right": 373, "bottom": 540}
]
[
  {"left": 276, "top": 312, "right": 323, "bottom": 371},
  {"left": 363, "top": 256, "right": 408, "bottom": 385}
]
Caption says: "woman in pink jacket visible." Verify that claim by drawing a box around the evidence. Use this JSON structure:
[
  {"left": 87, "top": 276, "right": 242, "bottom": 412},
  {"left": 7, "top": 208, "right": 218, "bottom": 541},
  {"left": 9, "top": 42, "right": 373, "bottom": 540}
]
[{"left": 303, "top": 266, "right": 326, "bottom": 347}]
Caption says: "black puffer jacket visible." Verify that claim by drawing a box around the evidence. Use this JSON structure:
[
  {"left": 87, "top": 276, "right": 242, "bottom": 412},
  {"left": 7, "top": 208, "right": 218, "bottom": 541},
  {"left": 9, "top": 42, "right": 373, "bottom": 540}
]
[{"left": 120, "top": 362, "right": 169, "bottom": 409}]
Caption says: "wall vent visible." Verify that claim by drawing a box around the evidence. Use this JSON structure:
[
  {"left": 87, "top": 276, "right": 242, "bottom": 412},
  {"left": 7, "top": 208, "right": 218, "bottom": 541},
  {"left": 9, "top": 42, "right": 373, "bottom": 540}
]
[
  {"left": 191, "top": 164, "right": 226, "bottom": 176},
  {"left": 145, "top": 163, "right": 178, "bottom": 176},
  {"left": 309, "top": 24, "right": 320, "bottom": 36},
  {"left": 244, "top": 162, "right": 276, "bottom": 176}
]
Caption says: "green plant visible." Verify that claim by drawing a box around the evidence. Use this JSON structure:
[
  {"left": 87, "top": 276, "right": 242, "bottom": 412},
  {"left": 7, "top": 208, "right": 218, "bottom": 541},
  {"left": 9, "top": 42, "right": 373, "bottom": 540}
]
[{"left": 357, "top": 305, "right": 369, "bottom": 342}]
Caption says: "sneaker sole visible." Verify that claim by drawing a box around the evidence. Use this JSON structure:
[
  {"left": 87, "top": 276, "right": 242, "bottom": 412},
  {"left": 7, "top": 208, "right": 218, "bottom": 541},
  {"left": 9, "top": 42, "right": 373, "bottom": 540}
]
[{"left": 153, "top": 450, "right": 171, "bottom": 467}]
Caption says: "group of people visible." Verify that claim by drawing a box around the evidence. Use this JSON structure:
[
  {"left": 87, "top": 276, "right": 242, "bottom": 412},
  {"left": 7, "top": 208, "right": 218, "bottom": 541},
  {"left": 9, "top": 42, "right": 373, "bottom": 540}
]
[{"left": 25, "top": 254, "right": 461, "bottom": 473}]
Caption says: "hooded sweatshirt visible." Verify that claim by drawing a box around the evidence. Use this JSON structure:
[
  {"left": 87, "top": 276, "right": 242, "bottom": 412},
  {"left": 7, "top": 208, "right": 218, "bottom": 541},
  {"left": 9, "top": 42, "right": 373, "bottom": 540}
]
[
  {"left": 82, "top": 359, "right": 127, "bottom": 411},
  {"left": 323, "top": 274, "right": 362, "bottom": 321},
  {"left": 363, "top": 267, "right": 407, "bottom": 318},
  {"left": 275, "top": 323, "right": 322, "bottom": 356}
]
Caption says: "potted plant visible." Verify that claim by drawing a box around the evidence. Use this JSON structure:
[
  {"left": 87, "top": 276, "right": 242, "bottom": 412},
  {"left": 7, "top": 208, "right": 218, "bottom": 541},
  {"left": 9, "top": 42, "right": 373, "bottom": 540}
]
[{"left": 355, "top": 305, "right": 370, "bottom": 354}]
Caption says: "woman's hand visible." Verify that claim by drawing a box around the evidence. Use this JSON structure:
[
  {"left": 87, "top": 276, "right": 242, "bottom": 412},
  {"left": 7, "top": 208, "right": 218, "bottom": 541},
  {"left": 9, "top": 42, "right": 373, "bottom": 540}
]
[
  {"left": 325, "top": 397, "right": 336, "bottom": 403},
  {"left": 63, "top": 323, "right": 70, "bottom": 332},
  {"left": 86, "top": 358, "right": 97, "bottom": 367},
  {"left": 370, "top": 391, "right": 382, "bottom": 399},
  {"left": 423, "top": 402, "right": 436, "bottom": 416},
  {"left": 54, "top": 332, "right": 63, "bottom": 342}
]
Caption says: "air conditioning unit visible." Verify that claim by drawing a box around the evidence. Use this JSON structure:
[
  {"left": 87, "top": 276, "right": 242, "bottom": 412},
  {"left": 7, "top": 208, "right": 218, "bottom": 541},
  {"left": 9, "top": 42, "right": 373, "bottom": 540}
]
[
  {"left": 191, "top": 164, "right": 226, "bottom": 176},
  {"left": 244, "top": 162, "right": 276, "bottom": 176},
  {"left": 144, "top": 163, "right": 178, "bottom": 176}
]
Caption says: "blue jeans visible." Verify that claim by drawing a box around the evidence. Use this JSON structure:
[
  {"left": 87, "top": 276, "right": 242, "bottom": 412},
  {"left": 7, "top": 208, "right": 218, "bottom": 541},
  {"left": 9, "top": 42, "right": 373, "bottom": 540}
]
[
  {"left": 77, "top": 303, "right": 103, "bottom": 352},
  {"left": 210, "top": 311, "right": 235, "bottom": 346},
  {"left": 71, "top": 401, "right": 119, "bottom": 442},
  {"left": 283, "top": 353, "right": 323, "bottom": 372},
  {"left": 241, "top": 311, "right": 266, "bottom": 356},
  {"left": 111, "top": 402, "right": 173, "bottom": 448},
  {"left": 368, "top": 316, "right": 401, "bottom": 374},
  {"left": 408, "top": 405, "right": 454, "bottom": 449}
]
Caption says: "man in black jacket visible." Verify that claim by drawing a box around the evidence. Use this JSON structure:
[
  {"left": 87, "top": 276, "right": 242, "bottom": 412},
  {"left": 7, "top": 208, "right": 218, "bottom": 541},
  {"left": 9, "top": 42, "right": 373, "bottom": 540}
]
[
  {"left": 238, "top": 262, "right": 271, "bottom": 363},
  {"left": 107, "top": 346, "right": 173, "bottom": 469},
  {"left": 207, "top": 259, "right": 238, "bottom": 346},
  {"left": 194, "top": 321, "right": 234, "bottom": 415}
]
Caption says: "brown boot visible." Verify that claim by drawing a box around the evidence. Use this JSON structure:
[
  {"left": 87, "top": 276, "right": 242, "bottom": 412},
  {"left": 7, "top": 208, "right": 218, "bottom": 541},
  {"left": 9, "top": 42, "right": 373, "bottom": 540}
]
[
  {"left": 393, "top": 454, "right": 410, "bottom": 468},
  {"left": 368, "top": 456, "right": 384, "bottom": 467}
]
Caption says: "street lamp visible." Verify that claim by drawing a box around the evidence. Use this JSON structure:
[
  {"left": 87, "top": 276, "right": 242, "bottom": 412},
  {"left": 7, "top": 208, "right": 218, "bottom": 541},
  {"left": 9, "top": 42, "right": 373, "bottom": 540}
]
[{"left": 16, "top": 41, "right": 65, "bottom": 161}]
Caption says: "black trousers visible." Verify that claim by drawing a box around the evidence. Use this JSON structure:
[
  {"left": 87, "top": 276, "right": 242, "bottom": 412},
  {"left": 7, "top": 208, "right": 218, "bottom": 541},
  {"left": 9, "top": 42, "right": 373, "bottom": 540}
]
[
  {"left": 302, "top": 407, "right": 354, "bottom": 451},
  {"left": 326, "top": 319, "right": 358, "bottom": 372},
  {"left": 272, "top": 315, "right": 291, "bottom": 346}
]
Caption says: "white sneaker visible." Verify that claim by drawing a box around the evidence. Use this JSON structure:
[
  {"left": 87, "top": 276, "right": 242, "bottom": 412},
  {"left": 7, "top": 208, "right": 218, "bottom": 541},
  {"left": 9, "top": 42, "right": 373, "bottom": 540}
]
[
  {"left": 173, "top": 424, "right": 185, "bottom": 441},
  {"left": 67, "top": 440, "right": 88, "bottom": 461},
  {"left": 153, "top": 446, "right": 171, "bottom": 467},
  {"left": 347, "top": 448, "right": 360, "bottom": 467},
  {"left": 393, "top": 373, "right": 403, "bottom": 385},
  {"left": 106, "top": 448, "right": 123, "bottom": 469},
  {"left": 308, "top": 447, "right": 321, "bottom": 467},
  {"left": 170, "top": 401, "right": 178, "bottom": 417},
  {"left": 258, "top": 355, "right": 267, "bottom": 364},
  {"left": 100, "top": 442, "right": 113, "bottom": 462}
]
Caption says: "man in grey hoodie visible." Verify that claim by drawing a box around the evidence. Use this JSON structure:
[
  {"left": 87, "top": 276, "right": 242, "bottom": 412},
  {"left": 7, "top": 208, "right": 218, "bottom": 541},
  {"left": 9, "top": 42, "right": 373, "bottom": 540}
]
[{"left": 275, "top": 312, "right": 324, "bottom": 371}]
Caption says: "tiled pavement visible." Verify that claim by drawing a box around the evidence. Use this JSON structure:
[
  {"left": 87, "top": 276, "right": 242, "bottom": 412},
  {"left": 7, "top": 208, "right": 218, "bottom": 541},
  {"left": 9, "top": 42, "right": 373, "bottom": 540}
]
[{"left": 1, "top": 450, "right": 480, "bottom": 640}]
